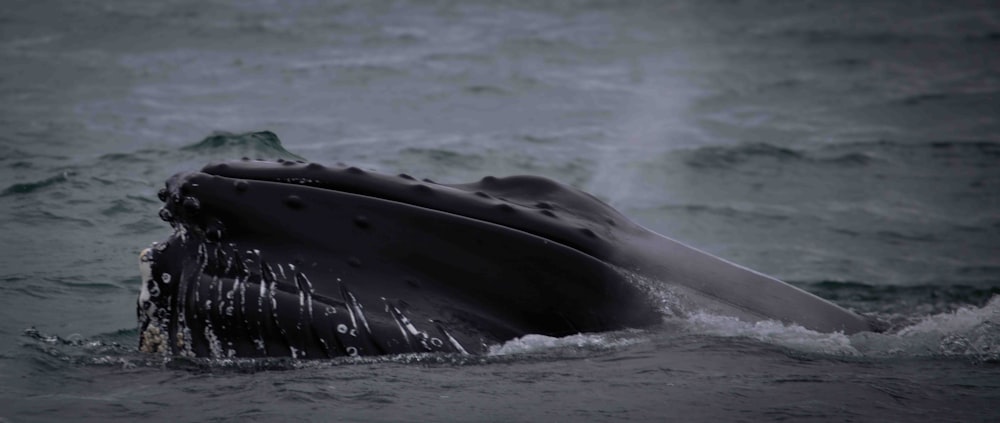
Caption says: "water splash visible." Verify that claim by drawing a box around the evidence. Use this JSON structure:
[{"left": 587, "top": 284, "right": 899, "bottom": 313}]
[
  {"left": 681, "top": 312, "right": 860, "bottom": 356},
  {"left": 487, "top": 332, "right": 645, "bottom": 356},
  {"left": 852, "top": 295, "right": 1000, "bottom": 362},
  {"left": 674, "top": 295, "right": 1000, "bottom": 362}
]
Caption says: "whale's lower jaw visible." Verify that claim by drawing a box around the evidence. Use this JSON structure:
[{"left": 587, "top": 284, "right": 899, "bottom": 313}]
[{"left": 138, "top": 236, "right": 478, "bottom": 359}]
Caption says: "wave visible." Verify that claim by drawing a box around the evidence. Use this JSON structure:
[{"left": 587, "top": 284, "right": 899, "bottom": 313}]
[
  {"left": 397, "top": 147, "right": 487, "bottom": 170},
  {"left": 181, "top": 131, "right": 305, "bottom": 161},
  {"left": 964, "top": 31, "right": 1000, "bottom": 43},
  {"left": 803, "top": 280, "right": 1000, "bottom": 303},
  {"left": 676, "top": 294, "right": 1000, "bottom": 363},
  {"left": 853, "top": 296, "right": 1000, "bottom": 362},
  {"left": 659, "top": 203, "right": 793, "bottom": 223},
  {"left": 632, "top": 268, "right": 1000, "bottom": 362},
  {"left": 681, "top": 142, "right": 877, "bottom": 169},
  {"left": 2, "top": 131, "right": 306, "bottom": 200},
  {"left": 0, "top": 171, "right": 72, "bottom": 197},
  {"left": 678, "top": 139, "right": 1000, "bottom": 171},
  {"left": 892, "top": 90, "right": 1000, "bottom": 109},
  {"left": 760, "top": 28, "right": 924, "bottom": 46}
]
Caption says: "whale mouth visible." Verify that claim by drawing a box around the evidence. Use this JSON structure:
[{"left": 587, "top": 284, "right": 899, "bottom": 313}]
[{"left": 138, "top": 159, "right": 661, "bottom": 359}]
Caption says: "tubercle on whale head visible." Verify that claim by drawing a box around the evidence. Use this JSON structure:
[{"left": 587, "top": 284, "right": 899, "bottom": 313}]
[{"left": 156, "top": 172, "right": 227, "bottom": 243}]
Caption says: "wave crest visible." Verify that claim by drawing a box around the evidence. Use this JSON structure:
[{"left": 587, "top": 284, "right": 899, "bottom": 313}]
[{"left": 181, "top": 131, "right": 304, "bottom": 160}]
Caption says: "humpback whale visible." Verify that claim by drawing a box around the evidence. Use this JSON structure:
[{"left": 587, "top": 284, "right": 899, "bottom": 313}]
[{"left": 138, "top": 159, "right": 872, "bottom": 358}]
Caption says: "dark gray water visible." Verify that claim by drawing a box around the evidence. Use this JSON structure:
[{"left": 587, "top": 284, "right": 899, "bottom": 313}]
[{"left": 2, "top": 0, "right": 999, "bottom": 421}]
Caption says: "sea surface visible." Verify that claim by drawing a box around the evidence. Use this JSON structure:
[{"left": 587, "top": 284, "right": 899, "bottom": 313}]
[{"left": 2, "top": 0, "right": 999, "bottom": 421}]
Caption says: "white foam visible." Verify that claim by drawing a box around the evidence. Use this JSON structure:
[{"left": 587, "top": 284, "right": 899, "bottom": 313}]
[
  {"left": 487, "top": 332, "right": 643, "bottom": 356},
  {"left": 681, "top": 312, "right": 860, "bottom": 356},
  {"left": 850, "top": 295, "right": 1000, "bottom": 361},
  {"left": 897, "top": 295, "right": 1000, "bottom": 337},
  {"left": 675, "top": 295, "right": 1000, "bottom": 361}
]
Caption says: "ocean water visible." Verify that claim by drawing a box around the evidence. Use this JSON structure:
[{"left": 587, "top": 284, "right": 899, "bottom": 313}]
[{"left": 2, "top": 0, "right": 999, "bottom": 421}]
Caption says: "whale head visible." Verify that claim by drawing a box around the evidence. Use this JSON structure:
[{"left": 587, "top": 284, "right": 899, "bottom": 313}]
[{"left": 137, "top": 159, "right": 661, "bottom": 358}]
